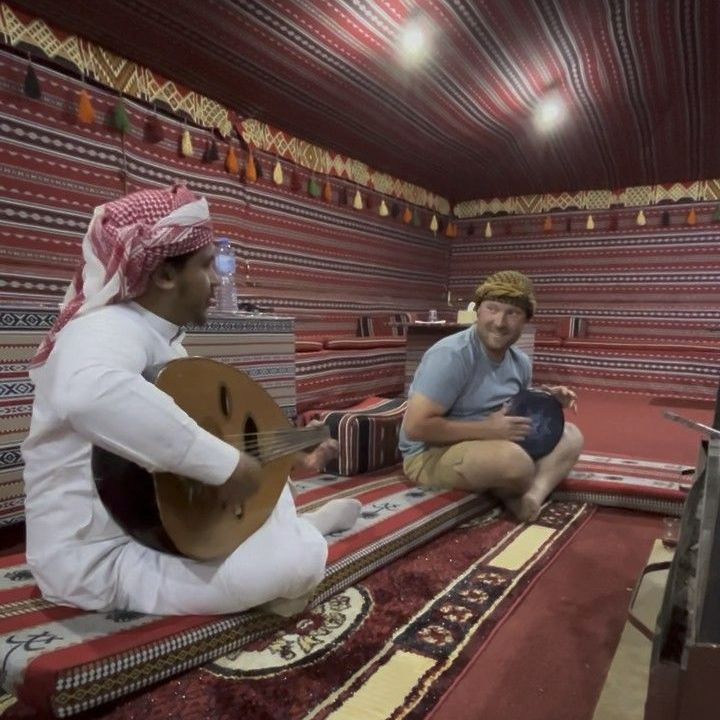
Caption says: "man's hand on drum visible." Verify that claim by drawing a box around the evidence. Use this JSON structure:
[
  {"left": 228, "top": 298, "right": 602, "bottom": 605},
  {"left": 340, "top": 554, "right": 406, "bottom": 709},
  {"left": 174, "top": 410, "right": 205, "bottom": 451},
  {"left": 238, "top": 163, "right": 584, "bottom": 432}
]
[
  {"left": 541, "top": 385, "right": 578, "bottom": 412},
  {"left": 484, "top": 405, "right": 533, "bottom": 441}
]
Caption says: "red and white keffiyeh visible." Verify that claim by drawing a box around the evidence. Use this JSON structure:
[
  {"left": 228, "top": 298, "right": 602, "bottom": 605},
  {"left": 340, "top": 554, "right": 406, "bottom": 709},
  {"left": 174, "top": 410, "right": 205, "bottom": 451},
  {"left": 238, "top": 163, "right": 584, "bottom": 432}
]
[{"left": 30, "top": 184, "right": 214, "bottom": 368}]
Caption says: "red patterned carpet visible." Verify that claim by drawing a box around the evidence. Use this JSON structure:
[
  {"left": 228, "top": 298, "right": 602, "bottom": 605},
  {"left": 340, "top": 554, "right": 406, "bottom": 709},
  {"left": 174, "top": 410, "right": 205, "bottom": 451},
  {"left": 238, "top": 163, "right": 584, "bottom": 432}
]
[
  {"left": 429, "top": 507, "right": 664, "bottom": 720},
  {"left": 0, "top": 388, "right": 706, "bottom": 719},
  {"left": 1, "top": 502, "right": 593, "bottom": 720}
]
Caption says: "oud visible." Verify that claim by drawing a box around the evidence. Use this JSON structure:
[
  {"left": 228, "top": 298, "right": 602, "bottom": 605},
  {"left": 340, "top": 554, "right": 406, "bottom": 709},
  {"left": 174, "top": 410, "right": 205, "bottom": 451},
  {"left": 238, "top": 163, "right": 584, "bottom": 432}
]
[{"left": 92, "top": 357, "right": 328, "bottom": 560}]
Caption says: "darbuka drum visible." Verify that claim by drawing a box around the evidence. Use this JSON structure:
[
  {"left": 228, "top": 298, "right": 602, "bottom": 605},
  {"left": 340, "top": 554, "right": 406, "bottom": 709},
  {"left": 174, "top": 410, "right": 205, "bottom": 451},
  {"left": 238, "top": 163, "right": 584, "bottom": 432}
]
[{"left": 506, "top": 389, "right": 565, "bottom": 460}]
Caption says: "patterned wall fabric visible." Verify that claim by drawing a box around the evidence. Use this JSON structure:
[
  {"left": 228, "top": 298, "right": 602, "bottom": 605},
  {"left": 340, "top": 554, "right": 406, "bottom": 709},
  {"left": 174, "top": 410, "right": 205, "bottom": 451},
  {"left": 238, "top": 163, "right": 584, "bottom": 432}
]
[
  {"left": 0, "top": 310, "right": 298, "bottom": 527},
  {"left": 0, "top": 49, "right": 448, "bottom": 342},
  {"left": 450, "top": 211, "right": 720, "bottom": 342},
  {"left": 449, "top": 211, "right": 720, "bottom": 399}
]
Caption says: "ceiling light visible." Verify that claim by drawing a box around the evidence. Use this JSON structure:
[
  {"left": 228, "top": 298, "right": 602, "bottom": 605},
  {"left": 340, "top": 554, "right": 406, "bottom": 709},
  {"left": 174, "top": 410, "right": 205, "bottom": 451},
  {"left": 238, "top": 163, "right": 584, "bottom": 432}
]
[
  {"left": 532, "top": 91, "right": 567, "bottom": 133},
  {"left": 398, "top": 16, "right": 431, "bottom": 65}
]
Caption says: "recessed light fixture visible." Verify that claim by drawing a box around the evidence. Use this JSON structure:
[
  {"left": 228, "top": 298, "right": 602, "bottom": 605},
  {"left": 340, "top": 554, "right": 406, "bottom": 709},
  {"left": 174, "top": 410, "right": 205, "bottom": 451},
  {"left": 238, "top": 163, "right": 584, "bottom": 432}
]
[
  {"left": 398, "top": 15, "right": 432, "bottom": 65},
  {"left": 532, "top": 90, "right": 567, "bottom": 133}
]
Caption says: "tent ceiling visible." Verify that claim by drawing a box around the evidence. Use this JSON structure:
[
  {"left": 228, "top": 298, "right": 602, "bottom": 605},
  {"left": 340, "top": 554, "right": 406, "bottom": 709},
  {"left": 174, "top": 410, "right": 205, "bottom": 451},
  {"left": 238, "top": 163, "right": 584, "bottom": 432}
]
[{"left": 12, "top": 0, "right": 720, "bottom": 202}]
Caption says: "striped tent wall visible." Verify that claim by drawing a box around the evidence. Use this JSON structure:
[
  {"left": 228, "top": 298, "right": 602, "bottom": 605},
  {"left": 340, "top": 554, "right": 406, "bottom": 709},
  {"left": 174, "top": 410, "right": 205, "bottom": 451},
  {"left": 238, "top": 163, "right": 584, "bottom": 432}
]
[
  {"left": 0, "top": 48, "right": 448, "bottom": 343},
  {"left": 449, "top": 212, "right": 720, "bottom": 400}
]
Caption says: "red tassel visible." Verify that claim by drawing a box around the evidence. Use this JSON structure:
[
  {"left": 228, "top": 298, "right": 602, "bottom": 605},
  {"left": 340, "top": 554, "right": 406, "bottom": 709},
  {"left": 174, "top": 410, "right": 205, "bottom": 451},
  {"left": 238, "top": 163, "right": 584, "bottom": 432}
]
[{"left": 290, "top": 168, "right": 302, "bottom": 192}]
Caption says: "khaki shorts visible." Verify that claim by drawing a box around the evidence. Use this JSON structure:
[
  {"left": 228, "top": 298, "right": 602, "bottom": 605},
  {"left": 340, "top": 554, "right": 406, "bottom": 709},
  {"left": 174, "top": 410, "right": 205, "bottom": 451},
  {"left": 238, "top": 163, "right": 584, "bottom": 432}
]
[{"left": 403, "top": 442, "right": 481, "bottom": 490}]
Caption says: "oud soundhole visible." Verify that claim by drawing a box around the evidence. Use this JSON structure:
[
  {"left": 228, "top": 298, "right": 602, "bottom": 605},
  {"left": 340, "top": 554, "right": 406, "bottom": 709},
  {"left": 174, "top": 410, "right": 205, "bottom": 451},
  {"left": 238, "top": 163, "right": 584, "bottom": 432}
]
[
  {"left": 219, "top": 383, "right": 232, "bottom": 418},
  {"left": 244, "top": 416, "right": 260, "bottom": 459}
]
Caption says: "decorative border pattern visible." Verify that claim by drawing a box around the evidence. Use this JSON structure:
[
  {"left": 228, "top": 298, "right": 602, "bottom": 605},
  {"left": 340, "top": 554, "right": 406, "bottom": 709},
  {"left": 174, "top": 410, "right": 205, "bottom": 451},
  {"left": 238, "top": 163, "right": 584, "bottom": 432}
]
[
  {"left": 240, "top": 119, "right": 450, "bottom": 214},
  {"left": 0, "top": 3, "right": 449, "bottom": 213},
  {"left": 0, "top": 2, "right": 232, "bottom": 136},
  {"left": 454, "top": 180, "right": 720, "bottom": 218}
]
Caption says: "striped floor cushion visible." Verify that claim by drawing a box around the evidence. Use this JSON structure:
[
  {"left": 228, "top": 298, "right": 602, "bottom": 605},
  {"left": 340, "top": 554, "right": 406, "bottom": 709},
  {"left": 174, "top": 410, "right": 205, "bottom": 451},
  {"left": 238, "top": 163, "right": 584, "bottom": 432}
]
[
  {"left": 302, "top": 396, "right": 407, "bottom": 475},
  {"left": 0, "top": 468, "right": 494, "bottom": 717},
  {"left": 552, "top": 452, "right": 693, "bottom": 515}
]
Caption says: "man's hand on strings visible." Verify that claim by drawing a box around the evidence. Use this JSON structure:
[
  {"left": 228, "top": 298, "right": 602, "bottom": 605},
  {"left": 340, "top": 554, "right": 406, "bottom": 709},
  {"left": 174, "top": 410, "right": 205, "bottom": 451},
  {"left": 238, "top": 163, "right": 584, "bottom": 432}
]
[
  {"left": 220, "top": 453, "right": 263, "bottom": 511},
  {"left": 294, "top": 420, "right": 338, "bottom": 474}
]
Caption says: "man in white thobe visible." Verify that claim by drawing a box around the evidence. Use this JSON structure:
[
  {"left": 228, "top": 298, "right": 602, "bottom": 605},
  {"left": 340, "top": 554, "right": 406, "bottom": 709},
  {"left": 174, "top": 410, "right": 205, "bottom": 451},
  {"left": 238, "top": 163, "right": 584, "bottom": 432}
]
[{"left": 22, "top": 184, "right": 359, "bottom": 616}]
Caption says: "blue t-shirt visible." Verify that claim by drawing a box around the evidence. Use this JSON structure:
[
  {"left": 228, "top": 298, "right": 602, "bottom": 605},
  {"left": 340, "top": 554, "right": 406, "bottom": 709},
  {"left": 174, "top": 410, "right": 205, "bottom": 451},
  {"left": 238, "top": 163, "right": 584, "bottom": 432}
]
[{"left": 399, "top": 326, "right": 532, "bottom": 458}]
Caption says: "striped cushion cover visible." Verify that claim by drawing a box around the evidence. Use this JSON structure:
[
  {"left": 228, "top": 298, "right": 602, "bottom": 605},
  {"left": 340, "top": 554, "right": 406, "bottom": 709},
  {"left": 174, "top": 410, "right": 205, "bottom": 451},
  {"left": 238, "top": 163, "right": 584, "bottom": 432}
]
[
  {"left": 357, "top": 313, "right": 412, "bottom": 337},
  {"left": 553, "top": 452, "right": 692, "bottom": 516},
  {"left": 304, "top": 396, "right": 407, "bottom": 475},
  {"left": 324, "top": 337, "right": 406, "bottom": 350},
  {"left": 296, "top": 339, "right": 325, "bottom": 352}
]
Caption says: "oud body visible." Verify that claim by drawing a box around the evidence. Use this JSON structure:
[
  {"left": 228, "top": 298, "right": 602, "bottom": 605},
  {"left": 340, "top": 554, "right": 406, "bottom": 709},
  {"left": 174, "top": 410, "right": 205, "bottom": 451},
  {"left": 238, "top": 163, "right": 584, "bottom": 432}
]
[{"left": 92, "top": 358, "right": 323, "bottom": 561}]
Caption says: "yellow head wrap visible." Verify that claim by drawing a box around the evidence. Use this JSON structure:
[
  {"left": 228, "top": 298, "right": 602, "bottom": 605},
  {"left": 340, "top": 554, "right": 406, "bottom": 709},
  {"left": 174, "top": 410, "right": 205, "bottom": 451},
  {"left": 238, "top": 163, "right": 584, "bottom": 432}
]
[{"left": 473, "top": 270, "right": 536, "bottom": 319}]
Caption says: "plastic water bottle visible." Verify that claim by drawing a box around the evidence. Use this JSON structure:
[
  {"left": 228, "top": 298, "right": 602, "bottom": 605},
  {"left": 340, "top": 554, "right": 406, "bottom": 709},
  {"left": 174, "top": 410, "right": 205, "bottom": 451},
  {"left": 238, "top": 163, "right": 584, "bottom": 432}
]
[{"left": 213, "top": 237, "right": 238, "bottom": 314}]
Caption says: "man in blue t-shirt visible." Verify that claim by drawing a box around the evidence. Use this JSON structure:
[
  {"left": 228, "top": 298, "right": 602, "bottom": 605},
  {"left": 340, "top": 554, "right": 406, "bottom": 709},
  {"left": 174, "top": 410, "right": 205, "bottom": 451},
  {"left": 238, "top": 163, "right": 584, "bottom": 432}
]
[{"left": 400, "top": 270, "right": 583, "bottom": 522}]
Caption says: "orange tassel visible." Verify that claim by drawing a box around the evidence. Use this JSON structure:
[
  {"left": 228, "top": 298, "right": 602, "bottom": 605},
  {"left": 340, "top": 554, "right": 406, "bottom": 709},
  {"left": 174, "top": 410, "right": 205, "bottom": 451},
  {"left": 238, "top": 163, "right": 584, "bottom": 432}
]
[
  {"left": 323, "top": 180, "right": 332, "bottom": 202},
  {"left": 225, "top": 145, "right": 239, "bottom": 174},
  {"left": 402, "top": 206, "right": 412, "bottom": 224},
  {"left": 543, "top": 216, "right": 553, "bottom": 232},
  {"left": 77, "top": 90, "right": 95, "bottom": 124},
  {"left": 245, "top": 148, "right": 257, "bottom": 183},
  {"left": 687, "top": 207, "right": 697, "bottom": 225}
]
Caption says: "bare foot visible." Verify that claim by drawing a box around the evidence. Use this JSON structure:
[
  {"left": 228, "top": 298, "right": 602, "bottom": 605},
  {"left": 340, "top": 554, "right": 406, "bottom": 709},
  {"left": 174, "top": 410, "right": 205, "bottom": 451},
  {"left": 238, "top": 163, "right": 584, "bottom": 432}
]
[
  {"left": 304, "top": 498, "right": 362, "bottom": 535},
  {"left": 260, "top": 591, "right": 313, "bottom": 617},
  {"left": 504, "top": 493, "right": 542, "bottom": 523},
  {"left": 295, "top": 438, "right": 339, "bottom": 474}
]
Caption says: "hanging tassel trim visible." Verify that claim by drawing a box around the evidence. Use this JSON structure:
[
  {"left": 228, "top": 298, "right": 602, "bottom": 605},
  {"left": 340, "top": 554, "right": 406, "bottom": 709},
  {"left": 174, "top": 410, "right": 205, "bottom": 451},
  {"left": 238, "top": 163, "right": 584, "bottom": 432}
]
[
  {"left": 23, "top": 63, "right": 41, "bottom": 99},
  {"left": 202, "top": 138, "right": 220, "bottom": 163},
  {"left": 180, "top": 129, "right": 194, "bottom": 157},
  {"left": 144, "top": 115, "right": 165, "bottom": 143},
  {"left": 273, "top": 159, "right": 284, "bottom": 185},
  {"left": 245, "top": 148, "right": 257, "bottom": 182},
  {"left": 323, "top": 180, "right": 333, "bottom": 202},
  {"left": 112, "top": 100, "right": 131, "bottom": 133},
  {"left": 225, "top": 145, "right": 239, "bottom": 174},
  {"left": 77, "top": 90, "right": 95, "bottom": 124}
]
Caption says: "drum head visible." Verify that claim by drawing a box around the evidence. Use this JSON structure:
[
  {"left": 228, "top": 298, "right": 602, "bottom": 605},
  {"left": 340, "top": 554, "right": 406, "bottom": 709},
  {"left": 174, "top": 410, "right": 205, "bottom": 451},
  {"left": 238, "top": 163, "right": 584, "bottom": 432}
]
[{"left": 506, "top": 389, "right": 565, "bottom": 460}]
